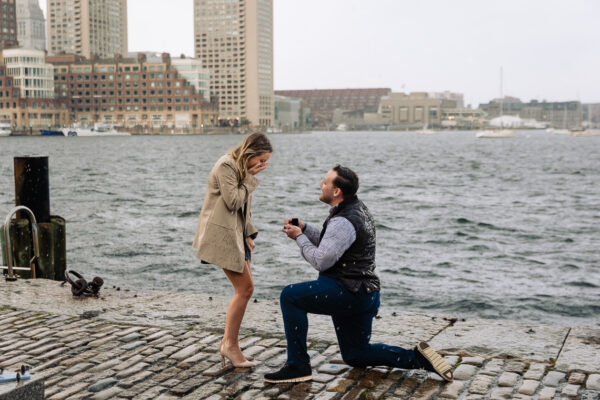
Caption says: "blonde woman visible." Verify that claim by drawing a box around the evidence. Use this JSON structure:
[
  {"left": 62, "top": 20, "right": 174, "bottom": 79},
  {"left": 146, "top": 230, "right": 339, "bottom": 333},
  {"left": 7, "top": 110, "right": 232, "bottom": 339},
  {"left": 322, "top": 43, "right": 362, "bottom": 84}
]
[{"left": 193, "top": 132, "right": 273, "bottom": 368}]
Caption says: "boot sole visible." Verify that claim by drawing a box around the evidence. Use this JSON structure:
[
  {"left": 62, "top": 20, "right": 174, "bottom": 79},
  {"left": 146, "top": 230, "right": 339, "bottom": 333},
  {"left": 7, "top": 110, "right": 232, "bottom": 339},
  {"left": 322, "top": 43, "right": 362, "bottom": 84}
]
[
  {"left": 417, "top": 341, "right": 453, "bottom": 382},
  {"left": 264, "top": 375, "right": 312, "bottom": 384}
]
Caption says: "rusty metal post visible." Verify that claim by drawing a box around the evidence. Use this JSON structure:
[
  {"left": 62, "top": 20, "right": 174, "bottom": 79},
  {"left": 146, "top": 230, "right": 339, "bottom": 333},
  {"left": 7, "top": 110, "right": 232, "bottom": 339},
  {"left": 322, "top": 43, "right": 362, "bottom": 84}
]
[
  {"left": 14, "top": 156, "right": 50, "bottom": 223},
  {"left": 1, "top": 156, "right": 66, "bottom": 280}
]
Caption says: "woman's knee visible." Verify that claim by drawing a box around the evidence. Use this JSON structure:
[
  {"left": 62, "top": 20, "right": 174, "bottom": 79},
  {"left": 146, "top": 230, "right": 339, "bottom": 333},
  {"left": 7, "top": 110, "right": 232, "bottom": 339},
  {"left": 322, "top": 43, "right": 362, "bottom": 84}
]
[{"left": 237, "top": 282, "right": 254, "bottom": 300}]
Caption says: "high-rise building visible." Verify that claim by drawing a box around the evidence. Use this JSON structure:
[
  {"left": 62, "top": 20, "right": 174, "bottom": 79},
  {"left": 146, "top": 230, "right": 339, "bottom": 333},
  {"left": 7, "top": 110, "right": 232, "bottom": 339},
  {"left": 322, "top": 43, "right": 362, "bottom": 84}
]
[
  {"left": 0, "top": 0, "right": 18, "bottom": 50},
  {"left": 194, "top": 0, "right": 273, "bottom": 127},
  {"left": 47, "top": 0, "right": 128, "bottom": 58},
  {"left": 16, "top": 0, "right": 46, "bottom": 51}
]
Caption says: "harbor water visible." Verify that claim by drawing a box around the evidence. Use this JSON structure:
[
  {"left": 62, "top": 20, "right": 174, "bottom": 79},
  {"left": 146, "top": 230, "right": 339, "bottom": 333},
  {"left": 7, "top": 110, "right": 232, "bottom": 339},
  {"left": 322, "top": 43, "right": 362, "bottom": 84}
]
[{"left": 0, "top": 131, "right": 598, "bottom": 326}]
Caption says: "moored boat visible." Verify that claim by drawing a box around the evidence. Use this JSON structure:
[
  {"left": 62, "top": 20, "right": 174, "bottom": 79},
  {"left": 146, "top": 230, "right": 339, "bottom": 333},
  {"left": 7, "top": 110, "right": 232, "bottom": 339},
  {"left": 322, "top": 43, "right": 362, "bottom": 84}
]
[
  {"left": 476, "top": 129, "right": 515, "bottom": 138},
  {"left": 0, "top": 122, "right": 11, "bottom": 137},
  {"left": 61, "top": 123, "right": 131, "bottom": 137},
  {"left": 40, "top": 129, "right": 65, "bottom": 136}
]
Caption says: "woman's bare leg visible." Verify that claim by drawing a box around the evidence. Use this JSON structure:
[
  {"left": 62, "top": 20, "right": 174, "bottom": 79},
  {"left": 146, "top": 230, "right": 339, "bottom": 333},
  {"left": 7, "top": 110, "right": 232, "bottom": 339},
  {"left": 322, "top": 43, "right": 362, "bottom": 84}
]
[{"left": 222, "top": 260, "right": 254, "bottom": 362}]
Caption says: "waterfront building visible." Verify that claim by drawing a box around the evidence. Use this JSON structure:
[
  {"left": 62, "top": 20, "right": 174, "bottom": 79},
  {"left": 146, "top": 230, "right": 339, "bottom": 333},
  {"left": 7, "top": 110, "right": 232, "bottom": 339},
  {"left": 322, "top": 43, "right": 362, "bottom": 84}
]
[
  {"left": 428, "top": 91, "right": 465, "bottom": 108},
  {"left": 273, "top": 95, "right": 305, "bottom": 131},
  {"left": 0, "top": 48, "right": 69, "bottom": 129},
  {"left": 481, "top": 97, "right": 583, "bottom": 129},
  {"left": 16, "top": 0, "right": 45, "bottom": 51},
  {"left": 378, "top": 92, "right": 458, "bottom": 128},
  {"left": 46, "top": 52, "right": 218, "bottom": 129},
  {"left": 3, "top": 47, "right": 53, "bottom": 98},
  {"left": 275, "top": 88, "right": 391, "bottom": 128},
  {"left": 583, "top": 103, "right": 600, "bottom": 128},
  {"left": 194, "top": 0, "right": 273, "bottom": 127},
  {"left": 440, "top": 107, "right": 487, "bottom": 129},
  {"left": 171, "top": 56, "right": 211, "bottom": 103},
  {"left": 47, "top": 0, "right": 128, "bottom": 58},
  {"left": 0, "top": 0, "right": 18, "bottom": 50}
]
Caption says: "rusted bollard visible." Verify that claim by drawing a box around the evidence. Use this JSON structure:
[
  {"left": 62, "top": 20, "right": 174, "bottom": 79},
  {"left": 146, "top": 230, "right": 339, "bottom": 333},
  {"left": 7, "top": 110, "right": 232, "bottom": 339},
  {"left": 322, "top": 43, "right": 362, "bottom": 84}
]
[{"left": 1, "top": 156, "right": 66, "bottom": 280}]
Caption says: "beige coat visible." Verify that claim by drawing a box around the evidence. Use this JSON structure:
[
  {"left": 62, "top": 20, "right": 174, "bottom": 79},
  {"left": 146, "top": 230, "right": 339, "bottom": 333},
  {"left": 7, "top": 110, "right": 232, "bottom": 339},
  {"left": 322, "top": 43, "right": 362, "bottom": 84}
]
[{"left": 193, "top": 154, "right": 259, "bottom": 273}]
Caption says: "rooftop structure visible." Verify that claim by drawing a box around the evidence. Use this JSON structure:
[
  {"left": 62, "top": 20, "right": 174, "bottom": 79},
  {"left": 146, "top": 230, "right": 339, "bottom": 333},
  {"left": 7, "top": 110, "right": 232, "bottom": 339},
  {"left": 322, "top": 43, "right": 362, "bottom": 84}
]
[
  {"left": 16, "top": 0, "right": 45, "bottom": 51},
  {"left": 47, "top": 0, "right": 128, "bottom": 58}
]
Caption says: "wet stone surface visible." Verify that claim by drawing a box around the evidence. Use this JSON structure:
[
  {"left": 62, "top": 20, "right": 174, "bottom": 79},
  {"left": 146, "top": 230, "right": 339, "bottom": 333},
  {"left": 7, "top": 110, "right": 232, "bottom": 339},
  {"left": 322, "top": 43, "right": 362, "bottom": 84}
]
[{"left": 0, "top": 279, "right": 599, "bottom": 399}]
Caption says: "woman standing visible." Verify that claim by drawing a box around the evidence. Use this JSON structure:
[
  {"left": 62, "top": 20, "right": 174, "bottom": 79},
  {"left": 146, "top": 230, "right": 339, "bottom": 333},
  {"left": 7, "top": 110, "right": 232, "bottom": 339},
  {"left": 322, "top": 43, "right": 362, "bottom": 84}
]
[{"left": 193, "top": 132, "right": 272, "bottom": 368}]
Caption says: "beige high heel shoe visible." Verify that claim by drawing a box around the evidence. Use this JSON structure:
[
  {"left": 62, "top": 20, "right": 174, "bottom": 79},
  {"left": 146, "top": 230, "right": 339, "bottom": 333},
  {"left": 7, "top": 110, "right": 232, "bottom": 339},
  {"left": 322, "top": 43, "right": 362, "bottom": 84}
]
[{"left": 219, "top": 342, "right": 255, "bottom": 368}]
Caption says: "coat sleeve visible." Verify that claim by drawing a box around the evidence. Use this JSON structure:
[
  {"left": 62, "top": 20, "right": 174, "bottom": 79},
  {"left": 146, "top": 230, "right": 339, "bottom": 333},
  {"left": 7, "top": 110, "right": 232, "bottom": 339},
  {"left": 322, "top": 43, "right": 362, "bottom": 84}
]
[{"left": 215, "top": 162, "right": 259, "bottom": 212}]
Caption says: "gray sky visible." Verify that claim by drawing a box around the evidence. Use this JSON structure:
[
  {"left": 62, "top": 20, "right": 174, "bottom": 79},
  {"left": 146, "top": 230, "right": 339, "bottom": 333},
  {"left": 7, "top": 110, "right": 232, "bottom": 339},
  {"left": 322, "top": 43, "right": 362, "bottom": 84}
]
[{"left": 39, "top": 0, "right": 600, "bottom": 107}]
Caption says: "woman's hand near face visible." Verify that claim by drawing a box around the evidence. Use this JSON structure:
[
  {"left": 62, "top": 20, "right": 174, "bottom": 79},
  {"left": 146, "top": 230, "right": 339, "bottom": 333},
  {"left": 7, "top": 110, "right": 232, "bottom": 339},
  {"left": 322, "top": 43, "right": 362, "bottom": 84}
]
[
  {"left": 247, "top": 152, "right": 272, "bottom": 175},
  {"left": 248, "top": 162, "right": 269, "bottom": 175}
]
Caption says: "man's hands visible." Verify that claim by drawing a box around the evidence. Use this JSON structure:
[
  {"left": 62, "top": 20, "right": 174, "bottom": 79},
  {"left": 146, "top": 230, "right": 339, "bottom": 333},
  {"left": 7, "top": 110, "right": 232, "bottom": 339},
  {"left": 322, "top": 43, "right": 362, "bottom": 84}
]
[{"left": 282, "top": 218, "right": 304, "bottom": 240}]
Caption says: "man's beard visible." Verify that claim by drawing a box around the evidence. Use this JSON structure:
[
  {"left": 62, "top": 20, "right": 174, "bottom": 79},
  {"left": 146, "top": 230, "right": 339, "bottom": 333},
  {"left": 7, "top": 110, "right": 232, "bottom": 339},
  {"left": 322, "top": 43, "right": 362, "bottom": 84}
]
[{"left": 319, "top": 192, "right": 332, "bottom": 204}]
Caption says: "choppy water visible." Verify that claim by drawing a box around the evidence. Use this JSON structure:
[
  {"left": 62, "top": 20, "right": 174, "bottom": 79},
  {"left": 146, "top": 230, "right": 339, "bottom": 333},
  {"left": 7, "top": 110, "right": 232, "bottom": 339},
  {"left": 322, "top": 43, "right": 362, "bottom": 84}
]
[{"left": 1, "top": 131, "right": 599, "bottom": 326}]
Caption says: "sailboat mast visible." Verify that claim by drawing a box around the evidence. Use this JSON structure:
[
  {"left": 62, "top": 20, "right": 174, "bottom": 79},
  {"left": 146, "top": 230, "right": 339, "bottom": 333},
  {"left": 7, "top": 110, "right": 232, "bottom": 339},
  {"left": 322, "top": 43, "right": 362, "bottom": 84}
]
[{"left": 500, "top": 66, "right": 504, "bottom": 116}]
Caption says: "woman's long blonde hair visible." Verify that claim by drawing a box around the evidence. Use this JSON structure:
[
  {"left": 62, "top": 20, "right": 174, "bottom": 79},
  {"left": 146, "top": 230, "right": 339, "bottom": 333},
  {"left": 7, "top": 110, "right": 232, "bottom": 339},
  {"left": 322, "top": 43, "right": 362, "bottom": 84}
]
[{"left": 229, "top": 132, "right": 273, "bottom": 184}]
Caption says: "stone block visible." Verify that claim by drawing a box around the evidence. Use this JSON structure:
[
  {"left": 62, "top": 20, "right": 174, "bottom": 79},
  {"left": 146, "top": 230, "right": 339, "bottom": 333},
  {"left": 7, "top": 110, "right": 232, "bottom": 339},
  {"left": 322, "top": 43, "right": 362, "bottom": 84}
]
[
  {"left": 88, "top": 377, "right": 119, "bottom": 392},
  {"left": 517, "top": 379, "right": 539, "bottom": 395},
  {"left": 538, "top": 386, "right": 556, "bottom": 400},
  {"left": 480, "top": 358, "right": 504, "bottom": 375},
  {"left": 311, "top": 373, "right": 336, "bottom": 383},
  {"left": 561, "top": 383, "right": 580, "bottom": 396},
  {"left": 489, "top": 387, "right": 514, "bottom": 400},
  {"left": 438, "top": 380, "right": 464, "bottom": 399},
  {"left": 586, "top": 374, "right": 600, "bottom": 390},
  {"left": 542, "top": 370, "right": 565, "bottom": 387},
  {"left": 498, "top": 371, "right": 519, "bottom": 387},
  {"left": 468, "top": 374, "right": 494, "bottom": 394},
  {"left": 326, "top": 378, "right": 353, "bottom": 393},
  {"left": 453, "top": 364, "right": 478, "bottom": 380},
  {"left": 523, "top": 363, "right": 546, "bottom": 380},
  {"left": 462, "top": 356, "right": 485, "bottom": 366},
  {"left": 318, "top": 363, "right": 349, "bottom": 375},
  {"left": 568, "top": 371, "right": 586, "bottom": 384},
  {"left": 88, "top": 386, "right": 123, "bottom": 400}
]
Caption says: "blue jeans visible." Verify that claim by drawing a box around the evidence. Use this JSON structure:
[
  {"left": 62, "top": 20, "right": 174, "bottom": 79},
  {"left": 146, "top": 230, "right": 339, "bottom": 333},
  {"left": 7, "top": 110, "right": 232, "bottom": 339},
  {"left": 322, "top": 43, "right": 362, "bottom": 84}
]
[{"left": 280, "top": 276, "right": 419, "bottom": 369}]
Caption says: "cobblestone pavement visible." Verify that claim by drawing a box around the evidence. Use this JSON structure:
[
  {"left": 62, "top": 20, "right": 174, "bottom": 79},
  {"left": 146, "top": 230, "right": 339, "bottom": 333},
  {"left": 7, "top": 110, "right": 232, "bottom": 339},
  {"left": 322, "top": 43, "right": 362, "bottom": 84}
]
[{"left": 1, "top": 306, "right": 600, "bottom": 400}]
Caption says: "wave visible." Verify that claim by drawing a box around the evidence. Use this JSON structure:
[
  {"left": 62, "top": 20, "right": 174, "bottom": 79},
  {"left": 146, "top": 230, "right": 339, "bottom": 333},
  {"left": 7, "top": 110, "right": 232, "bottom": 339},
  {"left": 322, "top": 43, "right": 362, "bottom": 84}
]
[{"left": 565, "top": 281, "right": 598, "bottom": 288}]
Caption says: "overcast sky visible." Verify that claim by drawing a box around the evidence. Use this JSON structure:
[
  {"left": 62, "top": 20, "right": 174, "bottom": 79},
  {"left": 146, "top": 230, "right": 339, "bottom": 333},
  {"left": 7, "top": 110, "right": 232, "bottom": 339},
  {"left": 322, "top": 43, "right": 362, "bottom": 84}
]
[{"left": 39, "top": 0, "right": 600, "bottom": 107}]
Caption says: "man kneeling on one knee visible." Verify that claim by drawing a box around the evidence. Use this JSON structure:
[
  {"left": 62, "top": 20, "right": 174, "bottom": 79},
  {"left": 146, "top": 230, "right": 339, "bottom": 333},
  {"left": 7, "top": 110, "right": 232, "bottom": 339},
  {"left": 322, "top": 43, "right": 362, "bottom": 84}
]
[{"left": 264, "top": 165, "right": 453, "bottom": 384}]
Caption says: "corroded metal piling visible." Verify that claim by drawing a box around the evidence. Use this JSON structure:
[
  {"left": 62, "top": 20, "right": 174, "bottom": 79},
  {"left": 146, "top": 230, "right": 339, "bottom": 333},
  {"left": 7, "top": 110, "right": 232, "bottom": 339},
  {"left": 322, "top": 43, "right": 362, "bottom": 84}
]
[{"left": 1, "top": 156, "right": 66, "bottom": 280}]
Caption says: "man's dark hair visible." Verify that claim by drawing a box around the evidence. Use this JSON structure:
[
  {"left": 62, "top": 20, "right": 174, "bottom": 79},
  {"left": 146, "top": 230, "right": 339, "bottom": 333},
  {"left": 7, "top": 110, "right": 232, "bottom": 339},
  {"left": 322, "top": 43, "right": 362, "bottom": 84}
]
[{"left": 332, "top": 164, "right": 359, "bottom": 198}]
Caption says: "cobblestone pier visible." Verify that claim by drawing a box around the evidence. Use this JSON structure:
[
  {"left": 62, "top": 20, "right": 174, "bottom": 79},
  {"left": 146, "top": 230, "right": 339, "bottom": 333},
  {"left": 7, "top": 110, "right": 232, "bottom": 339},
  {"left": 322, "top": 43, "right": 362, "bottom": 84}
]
[{"left": 1, "top": 279, "right": 599, "bottom": 399}]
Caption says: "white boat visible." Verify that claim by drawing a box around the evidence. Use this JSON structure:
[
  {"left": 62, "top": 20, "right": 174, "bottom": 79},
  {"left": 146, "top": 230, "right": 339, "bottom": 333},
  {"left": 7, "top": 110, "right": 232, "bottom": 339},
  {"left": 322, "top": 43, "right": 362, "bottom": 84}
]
[
  {"left": 62, "top": 123, "right": 130, "bottom": 137},
  {"left": 546, "top": 128, "right": 569, "bottom": 134},
  {"left": 0, "top": 122, "right": 12, "bottom": 137},
  {"left": 335, "top": 123, "right": 348, "bottom": 131},
  {"left": 416, "top": 124, "right": 435, "bottom": 134},
  {"left": 476, "top": 129, "right": 515, "bottom": 138}
]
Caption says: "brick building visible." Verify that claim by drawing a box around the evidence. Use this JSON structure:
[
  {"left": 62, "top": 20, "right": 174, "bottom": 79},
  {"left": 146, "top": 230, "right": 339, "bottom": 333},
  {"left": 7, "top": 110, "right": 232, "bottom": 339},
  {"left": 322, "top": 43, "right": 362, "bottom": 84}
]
[
  {"left": 275, "top": 88, "right": 391, "bottom": 127},
  {"left": 46, "top": 52, "right": 219, "bottom": 130}
]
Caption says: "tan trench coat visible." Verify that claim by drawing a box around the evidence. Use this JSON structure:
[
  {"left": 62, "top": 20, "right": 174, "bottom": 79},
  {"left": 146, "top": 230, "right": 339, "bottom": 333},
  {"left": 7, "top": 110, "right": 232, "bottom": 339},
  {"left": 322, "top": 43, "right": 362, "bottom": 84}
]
[{"left": 192, "top": 154, "right": 259, "bottom": 273}]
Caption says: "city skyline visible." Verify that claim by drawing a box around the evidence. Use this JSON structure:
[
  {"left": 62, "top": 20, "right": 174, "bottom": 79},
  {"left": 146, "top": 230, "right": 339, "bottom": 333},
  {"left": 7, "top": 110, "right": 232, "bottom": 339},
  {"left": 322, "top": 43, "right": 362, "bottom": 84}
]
[{"left": 37, "top": 0, "right": 600, "bottom": 107}]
